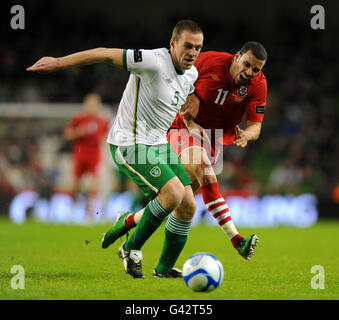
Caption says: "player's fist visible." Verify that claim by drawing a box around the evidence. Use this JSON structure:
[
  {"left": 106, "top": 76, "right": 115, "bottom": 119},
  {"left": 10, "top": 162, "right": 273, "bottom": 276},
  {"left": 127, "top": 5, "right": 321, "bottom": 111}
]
[
  {"left": 26, "top": 57, "right": 60, "bottom": 74},
  {"left": 233, "top": 125, "right": 249, "bottom": 148}
]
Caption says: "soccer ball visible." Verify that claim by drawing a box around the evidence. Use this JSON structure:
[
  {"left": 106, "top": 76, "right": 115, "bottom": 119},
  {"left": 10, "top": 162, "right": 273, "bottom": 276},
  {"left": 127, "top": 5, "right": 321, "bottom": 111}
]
[{"left": 182, "top": 253, "right": 224, "bottom": 292}]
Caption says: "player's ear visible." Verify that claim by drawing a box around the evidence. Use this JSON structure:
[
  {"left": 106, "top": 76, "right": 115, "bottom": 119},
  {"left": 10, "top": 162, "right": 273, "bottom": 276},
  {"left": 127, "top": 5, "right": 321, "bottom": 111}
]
[
  {"left": 170, "top": 39, "right": 175, "bottom": 50},
  {"left": 234, "top": 51, "right": 241, "bottom": 60}
]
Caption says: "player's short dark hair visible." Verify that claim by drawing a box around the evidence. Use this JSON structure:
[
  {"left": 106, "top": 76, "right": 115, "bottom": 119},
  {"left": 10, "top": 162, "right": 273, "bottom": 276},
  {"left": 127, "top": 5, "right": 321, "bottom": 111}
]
[
  {"left": 171, "top": 20, "right": 203, "bottom": 41},
  {"left": 240, "top": 42, "right": 267, "bottom": 61}
]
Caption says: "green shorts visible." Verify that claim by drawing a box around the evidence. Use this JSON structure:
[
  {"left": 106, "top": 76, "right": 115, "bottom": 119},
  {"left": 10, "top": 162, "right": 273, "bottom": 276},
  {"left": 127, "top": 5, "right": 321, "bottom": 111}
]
[{"left": 110, "top": 143, "right": 191, "bottom": 200}]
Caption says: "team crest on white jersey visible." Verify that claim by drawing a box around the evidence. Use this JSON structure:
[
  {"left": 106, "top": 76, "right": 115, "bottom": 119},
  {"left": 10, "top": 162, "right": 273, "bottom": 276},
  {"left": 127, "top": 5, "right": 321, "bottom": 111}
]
[{"left": 184, "top": 81, "right": 191, "bottom": 94}]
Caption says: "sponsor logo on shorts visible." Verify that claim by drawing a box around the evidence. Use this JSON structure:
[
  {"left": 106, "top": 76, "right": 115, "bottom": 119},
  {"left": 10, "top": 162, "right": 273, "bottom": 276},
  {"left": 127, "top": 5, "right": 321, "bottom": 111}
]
[{"left": 150, "top": 166, "right": 161, "bottom": 177}]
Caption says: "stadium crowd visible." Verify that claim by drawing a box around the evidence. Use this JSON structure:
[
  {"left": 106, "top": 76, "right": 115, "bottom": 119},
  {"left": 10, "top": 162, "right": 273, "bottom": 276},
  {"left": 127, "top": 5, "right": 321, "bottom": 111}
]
[{"left": 1, "top": 6, "right": 338, "bottom": 213}]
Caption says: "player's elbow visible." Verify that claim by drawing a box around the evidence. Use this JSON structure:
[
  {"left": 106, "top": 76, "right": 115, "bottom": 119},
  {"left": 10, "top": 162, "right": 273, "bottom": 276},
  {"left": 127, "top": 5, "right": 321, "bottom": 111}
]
[
  {"left": 94, "top": 47, "right": 110, "bottom": 62},
  {"left": 95, "top": 47, "right": 109, "bottom": 54},
  {"left": 95, "top": 48, "right": 120, "bottom": 66}
]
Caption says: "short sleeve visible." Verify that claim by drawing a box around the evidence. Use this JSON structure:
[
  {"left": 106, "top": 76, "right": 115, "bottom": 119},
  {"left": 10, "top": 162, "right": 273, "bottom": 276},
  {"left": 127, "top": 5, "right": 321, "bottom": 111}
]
[
  {"left": 246, "top": 78, "right": 267, "bottom": 122},
  {"left": 124, "top": 49, "right": 158, "bottom": 78}
]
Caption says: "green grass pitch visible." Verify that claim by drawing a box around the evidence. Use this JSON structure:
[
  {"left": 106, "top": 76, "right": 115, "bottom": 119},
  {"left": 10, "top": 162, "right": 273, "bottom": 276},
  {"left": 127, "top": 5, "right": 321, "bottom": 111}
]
[{"left": 0, "top": 218, "right": 338, "bottom": 300}]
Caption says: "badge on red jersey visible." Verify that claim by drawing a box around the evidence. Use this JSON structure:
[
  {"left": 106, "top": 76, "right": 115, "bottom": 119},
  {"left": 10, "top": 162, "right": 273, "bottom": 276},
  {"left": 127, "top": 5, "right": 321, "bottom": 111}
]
[
  {"left": 237, "top": 85, "right": 248, "bottom": 98},
  {"left": 256, "top": 106, "right": 265, "bottom": 114}
]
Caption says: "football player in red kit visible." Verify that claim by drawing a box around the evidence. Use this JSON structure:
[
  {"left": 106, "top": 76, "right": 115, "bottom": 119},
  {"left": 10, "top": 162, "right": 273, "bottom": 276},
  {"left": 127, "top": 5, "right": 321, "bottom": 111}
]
[
  {"left": 103, "top": 42, "right": 267, "bottom": 260},
  {"left": 64, "top": 93, "right": 109, "bottom": 221}
]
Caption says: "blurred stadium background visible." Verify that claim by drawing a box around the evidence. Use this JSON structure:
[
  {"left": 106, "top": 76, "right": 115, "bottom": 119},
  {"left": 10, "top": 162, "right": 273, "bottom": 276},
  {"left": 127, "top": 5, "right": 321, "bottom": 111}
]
[{"left": 1, "top": 0, "right": 338, "bottom": 226}]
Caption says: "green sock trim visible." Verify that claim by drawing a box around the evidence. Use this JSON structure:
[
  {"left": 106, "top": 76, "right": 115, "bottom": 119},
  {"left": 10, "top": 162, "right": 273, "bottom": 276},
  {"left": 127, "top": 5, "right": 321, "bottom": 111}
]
[
  {"left": 155, "top": 214, "right": 192, "bottom": 274},
  {"left": 165, "top": 214, "right": 192, "bottom": 236},
  {"left": 149, "top": 198, "right": 169, "bottom": 220}
]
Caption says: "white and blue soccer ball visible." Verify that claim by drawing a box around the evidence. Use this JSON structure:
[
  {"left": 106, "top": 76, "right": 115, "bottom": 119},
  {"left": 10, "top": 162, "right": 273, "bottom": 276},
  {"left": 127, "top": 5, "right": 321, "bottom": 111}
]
[{"left": 182, "top": 253, "right": 224, "bottom": 292}]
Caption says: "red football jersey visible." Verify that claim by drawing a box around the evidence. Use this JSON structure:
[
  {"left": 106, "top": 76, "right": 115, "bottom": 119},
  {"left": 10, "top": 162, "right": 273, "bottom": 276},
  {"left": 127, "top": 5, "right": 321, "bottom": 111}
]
[
  {"left": 171, "top": 51, "right": 267, "bottom": 145},
  {"left": 67, "top": 112, "right": 109, "bottom": 156}
]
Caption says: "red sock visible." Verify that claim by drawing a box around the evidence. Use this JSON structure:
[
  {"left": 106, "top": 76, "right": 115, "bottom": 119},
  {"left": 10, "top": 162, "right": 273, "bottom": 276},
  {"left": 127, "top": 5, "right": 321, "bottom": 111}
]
[
  {"left": 125, "top": 213, "right": 136, "bottom": 230},
  {"left": 200, "top": 181, "right": 241, "bottom": 243},
  {"left": 230, "top": 234, "right": 243, "bottom": 249},
  {"left": 200, "top": 182, "right": 232, "bottom": 226}
]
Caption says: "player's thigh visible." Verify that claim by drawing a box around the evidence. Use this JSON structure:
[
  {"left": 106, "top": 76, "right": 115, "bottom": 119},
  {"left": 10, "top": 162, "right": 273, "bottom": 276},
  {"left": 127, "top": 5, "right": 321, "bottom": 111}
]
[
  {"left": 110, "top": 144, "right": 183, "bottom": 201},
  {"left": 179, "top": 146, "right": 217, "bottom": 187},
  {"left": 181, "top": 164, "right": 200, "bottom": 192},
  {"left": 167, "top": 127, "right": 217, "bottom": 168}
]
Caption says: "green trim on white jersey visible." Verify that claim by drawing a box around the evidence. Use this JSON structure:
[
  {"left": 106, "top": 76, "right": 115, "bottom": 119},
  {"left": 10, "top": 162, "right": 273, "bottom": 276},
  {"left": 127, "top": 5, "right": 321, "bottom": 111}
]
[
  {"left": 123, "top": 49, "right": 127, "bottom": 70},
  {"left": 107, "top": 48, "right": 197, "bottom": 146},
  {"left": 133, "top": 77, "right": 140, "bottom": 143}
]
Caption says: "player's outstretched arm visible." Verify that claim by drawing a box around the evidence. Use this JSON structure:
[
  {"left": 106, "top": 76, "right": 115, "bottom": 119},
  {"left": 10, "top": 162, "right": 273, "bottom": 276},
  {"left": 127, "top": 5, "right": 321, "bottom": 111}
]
[
  {"left": 26, "top": 48, "right": 124, "bottom": 74},
  {"left": 233, "top": 121, "right": 262, "bottom": 148}
]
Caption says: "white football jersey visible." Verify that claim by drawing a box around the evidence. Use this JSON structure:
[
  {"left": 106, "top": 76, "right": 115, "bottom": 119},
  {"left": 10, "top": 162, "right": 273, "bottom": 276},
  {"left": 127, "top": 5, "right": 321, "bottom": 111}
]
[{"left": 107, "top": 48, "right": 198, "bottom": 146}]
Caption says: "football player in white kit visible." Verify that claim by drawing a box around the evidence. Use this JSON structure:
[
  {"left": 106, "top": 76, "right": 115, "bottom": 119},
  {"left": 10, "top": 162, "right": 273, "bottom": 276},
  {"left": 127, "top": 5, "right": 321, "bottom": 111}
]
[{"left": 27, "top": 20, "right": 204, "bottom": 279}]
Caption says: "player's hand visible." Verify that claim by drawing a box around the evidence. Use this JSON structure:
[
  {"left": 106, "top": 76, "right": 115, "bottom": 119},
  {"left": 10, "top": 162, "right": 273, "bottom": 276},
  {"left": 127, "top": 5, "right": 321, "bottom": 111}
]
[
  {"left": 180, "top": 108, "right": 194, "bottom": 121},
  {"left": 26, "top": 57, "right": 60, "bottom": 74},
  {"left": 186, "top": 120, "right": 211, "bottom": 146},
  {"left": 233, "top": 125, "right": 249, "bottom": 148},
  {"left": 179, "top": 94, "right": 200, "bottom": 121}
]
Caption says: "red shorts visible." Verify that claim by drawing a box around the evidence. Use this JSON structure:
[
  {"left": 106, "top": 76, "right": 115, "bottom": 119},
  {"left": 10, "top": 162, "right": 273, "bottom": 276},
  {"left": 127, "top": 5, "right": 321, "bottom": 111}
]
[
  {"left": 73, "top": 154, "right": 100, "bottom": 179},
  {"left": 167, "top": 128, "right": 220, "bottom": 166}
]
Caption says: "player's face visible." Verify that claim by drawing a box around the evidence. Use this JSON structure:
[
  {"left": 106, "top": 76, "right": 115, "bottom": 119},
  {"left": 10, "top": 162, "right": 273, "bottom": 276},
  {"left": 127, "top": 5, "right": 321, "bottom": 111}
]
[
  {"left": 170, "top": 30, "right": 203, "bottom": 72},
  {"left": 230, "top": 50, "right": 265, "bottom": 85},
  {"left": 84, "top": 94, "right": 101, "bottom": 114}
]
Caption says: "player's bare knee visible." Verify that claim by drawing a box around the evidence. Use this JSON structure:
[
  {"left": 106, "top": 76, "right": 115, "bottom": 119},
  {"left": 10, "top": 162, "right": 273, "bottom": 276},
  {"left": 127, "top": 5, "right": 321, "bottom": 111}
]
[
  {"left": 186, "top": 149, "right": 212, "bottom": 178},
  {"left": 158, "top": 178, "right": 185, "bottom": 212},
  {"left": 191, "top": 161, "right": 210, "bottom": 180},
  {"left": 174, "top": 197, "right": 196, "bottom": 221},
  {"left": 175, "top": 186, "right": 196, "bottom": 221},
  {"left": 171, "top": 185, "right": 185, "bottom": 209},
  {"left": 184, "top": 196, "right": 196, "bottom": 220}
]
